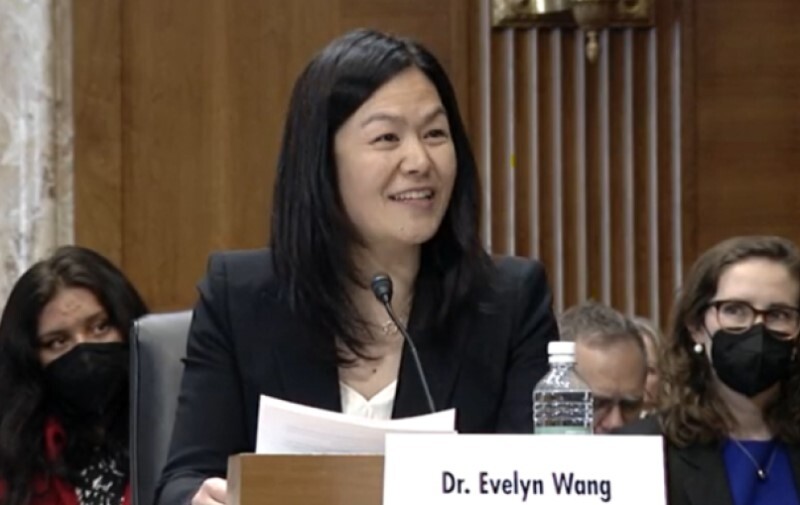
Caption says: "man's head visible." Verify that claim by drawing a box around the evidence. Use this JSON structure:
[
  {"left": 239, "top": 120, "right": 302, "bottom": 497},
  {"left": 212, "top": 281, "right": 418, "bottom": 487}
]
[{"left": 559, "top": 301, "right": 647, "bottom": 433}]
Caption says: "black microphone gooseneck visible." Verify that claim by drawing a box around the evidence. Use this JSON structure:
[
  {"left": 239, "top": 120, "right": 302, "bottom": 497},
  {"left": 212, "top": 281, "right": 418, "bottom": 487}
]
[{"left": 370, "top": 273, "right": 436, "bottom": 414}]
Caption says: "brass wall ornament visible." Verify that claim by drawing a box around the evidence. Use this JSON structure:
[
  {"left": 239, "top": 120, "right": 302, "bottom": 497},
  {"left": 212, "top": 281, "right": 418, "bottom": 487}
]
[{"left": 492, "top": 0, "right": 655, "bottom": 62}]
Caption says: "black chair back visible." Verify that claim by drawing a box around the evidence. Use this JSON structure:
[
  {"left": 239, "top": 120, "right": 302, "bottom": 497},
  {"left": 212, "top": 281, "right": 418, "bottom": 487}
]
[{"left": 130, "top": 311, "right": 192, "bottom": 505}]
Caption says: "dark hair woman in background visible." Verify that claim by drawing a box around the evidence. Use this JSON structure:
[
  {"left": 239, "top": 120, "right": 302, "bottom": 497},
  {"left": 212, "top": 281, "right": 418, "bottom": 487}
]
[
  {"left": 156, "top": 29, "right": 558, "bottom": 505},
  {"left": 0, "top": 246, "right": 148, "bottom": 505}
]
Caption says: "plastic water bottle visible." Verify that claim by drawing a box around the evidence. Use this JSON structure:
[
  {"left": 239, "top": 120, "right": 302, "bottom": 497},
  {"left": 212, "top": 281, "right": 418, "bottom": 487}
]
[{"left": 533, "top": 341, "right": 593, "bottom": 434}]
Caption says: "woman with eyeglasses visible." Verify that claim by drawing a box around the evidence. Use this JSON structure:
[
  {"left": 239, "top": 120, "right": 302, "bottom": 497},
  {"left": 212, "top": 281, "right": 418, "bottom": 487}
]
[{"left": 621, "top": 235, "right": 800, "bottom": 505}]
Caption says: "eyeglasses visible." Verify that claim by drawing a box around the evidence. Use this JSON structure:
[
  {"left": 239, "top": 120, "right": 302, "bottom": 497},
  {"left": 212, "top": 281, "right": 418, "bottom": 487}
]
[
  {"left": 593, "top": 396, "right": 644, "bottom": 423},
  {"left": 708, "top": 300, "right": 800, "bottom": 339}
]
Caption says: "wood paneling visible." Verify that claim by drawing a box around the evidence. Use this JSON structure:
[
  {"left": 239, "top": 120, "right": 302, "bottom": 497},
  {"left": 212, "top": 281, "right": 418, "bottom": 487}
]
[
  {"left": 73, "top": 0, "right": 123, "bottom": 265},
  {"left": 74, "top": 0, "right": 800, "bottom": 321},
  {"left": 477, "top": 1, "right": 688, "bottom": 324},
  {"left": 694, "top": 0, "right": 800, "bottom": 251}
]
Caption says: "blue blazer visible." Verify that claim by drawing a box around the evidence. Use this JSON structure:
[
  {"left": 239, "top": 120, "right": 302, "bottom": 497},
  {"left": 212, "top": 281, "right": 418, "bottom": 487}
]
[{"left": 155, "top": 249, "right": 558, "bottom": 504}]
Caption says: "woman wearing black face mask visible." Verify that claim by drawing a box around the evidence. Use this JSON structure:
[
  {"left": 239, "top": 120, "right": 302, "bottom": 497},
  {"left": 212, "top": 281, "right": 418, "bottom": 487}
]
[
  {"left": 619, "top": 236, "right": 800, "bottom": 505},
  {"left": 0, "top": 246, "right": 148, "bottom": 505}
]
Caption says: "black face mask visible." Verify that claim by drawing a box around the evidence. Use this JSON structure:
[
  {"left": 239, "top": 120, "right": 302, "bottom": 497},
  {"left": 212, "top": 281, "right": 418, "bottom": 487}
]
[
  {"left": 710, "top": 324, "right": 796, "bottom": 397},
  {"left": 44, "top": 342, "right": 129, "bottom": 421}
]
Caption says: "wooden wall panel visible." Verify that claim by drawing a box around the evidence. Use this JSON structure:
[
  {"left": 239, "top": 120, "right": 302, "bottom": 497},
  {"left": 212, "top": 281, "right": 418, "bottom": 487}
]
[
  {"left": 489, "top": 31, "right": 512, "bottom": 254},
  {"left": 632, "top": 30, "right": 654, "bottom": 320},
  {"left": 73, "top": 0, "right": 122, "bottom": 265},
  {"left": 476, "top": 0, "right": 688, "bottom": 324},
  {"left": 74, "top": 0, "right": 799, "bottom": 322},
  {"left": 694, "top": 0, "right": 800, "bottom": 251},
  {"left": 536, "top": 31, "right": 556, "bottom": 288},
  {"left": 656, "top": 0, "right": 685, "bottom": 326},
  {"left": 512, "top": 32, "right": 536, "bottom": 260}
]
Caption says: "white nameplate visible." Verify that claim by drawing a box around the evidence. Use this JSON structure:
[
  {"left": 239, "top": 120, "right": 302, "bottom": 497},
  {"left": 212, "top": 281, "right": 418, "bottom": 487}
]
[{"left": 383, "top": 434, "right": 665, "bottom": 504}]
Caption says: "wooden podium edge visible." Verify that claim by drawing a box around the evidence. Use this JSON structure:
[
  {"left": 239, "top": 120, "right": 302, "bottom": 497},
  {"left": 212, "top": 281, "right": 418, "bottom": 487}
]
[{"left": 227, "top": 453, "right": 384, "bottom": 505}]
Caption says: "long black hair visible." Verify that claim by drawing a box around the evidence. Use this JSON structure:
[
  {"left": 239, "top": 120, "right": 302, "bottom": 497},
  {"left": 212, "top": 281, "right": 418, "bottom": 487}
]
[
  {"left": 0, "top": 246, "right": 148, "bottom": 505},
  {"left": 270, "top": 29, "right": 492, "bottom": 362}
]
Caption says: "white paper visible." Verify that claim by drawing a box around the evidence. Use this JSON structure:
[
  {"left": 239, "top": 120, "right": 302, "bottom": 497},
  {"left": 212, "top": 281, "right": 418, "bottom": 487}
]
[{"left": 255, "top": 395, "right": 456, "bottom": 455}]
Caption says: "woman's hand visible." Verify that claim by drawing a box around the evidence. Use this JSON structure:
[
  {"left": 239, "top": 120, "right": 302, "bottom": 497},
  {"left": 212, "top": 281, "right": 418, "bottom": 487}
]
[{"left": 191, "top": 478, "right": 228, "bottom": 505}]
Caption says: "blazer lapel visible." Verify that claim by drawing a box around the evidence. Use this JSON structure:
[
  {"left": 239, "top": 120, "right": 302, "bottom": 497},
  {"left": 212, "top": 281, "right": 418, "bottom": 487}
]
[
  {"left": 673, "top": 442, "right": 733, "bottom": 505},
  {"left": 259, "top": 292, "right": 341, "bottom": 413},
  {"left": 393, "top": 271, "right": 462, "bottom": 420},
  {"left": 788, "top": 444, "right": 800, "bottom": 492}
]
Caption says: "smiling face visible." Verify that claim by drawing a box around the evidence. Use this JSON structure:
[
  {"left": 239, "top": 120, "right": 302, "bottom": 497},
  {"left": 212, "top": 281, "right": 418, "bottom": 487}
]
[{"left": 333, "top": 67, "right": 456, "bottom": 250}]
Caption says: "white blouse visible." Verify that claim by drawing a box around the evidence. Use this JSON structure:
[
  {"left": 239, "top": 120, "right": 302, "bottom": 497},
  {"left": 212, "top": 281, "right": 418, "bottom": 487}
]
[{"left": 339, "top": 380, "right": 397, "bottom": 420}]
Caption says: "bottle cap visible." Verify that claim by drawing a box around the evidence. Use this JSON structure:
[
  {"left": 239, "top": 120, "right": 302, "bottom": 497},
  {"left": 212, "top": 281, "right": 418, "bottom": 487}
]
[
  {"left": 548, "top": 341, "right": 575, "bottom": 356},
  {"left": 548, "top": 341, "right": 576, "bottom": 363}
]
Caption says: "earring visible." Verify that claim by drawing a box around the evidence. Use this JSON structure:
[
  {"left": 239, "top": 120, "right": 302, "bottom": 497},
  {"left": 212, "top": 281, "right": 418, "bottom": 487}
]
[{"left": 693, "top": 343, "right": 704, "bottom": 354}]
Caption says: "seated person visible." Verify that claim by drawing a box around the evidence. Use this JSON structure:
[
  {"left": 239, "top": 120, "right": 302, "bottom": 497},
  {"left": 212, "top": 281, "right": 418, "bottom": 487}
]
[
  {"left": 559, "top": 301, "right": 646, "bottom": 433},
  {"left": 622, "top": 235, "right": 800, "bottom": 505},
  {"left": 632, "top": 316, "right": 662, "bottom": 414},
  {"left": 0, "top": 246, "right": 149, "bottom": 505},
  {"left": 156, "top": 29, "right": 559, "bottom": 505}
]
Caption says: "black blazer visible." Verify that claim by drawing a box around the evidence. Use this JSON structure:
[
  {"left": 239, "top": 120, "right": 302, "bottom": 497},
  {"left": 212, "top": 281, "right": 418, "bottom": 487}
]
[
  {"left": 621, "top": 417, "right": 800, "bottom": 505},
  {"left": 155, "top": 249, "right": 558, "bottom": 504}
]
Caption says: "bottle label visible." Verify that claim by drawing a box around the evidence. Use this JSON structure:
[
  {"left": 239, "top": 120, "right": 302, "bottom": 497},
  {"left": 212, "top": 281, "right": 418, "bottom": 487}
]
[{"left": 534, "top": 426, "right": 592, "bottom": 435}]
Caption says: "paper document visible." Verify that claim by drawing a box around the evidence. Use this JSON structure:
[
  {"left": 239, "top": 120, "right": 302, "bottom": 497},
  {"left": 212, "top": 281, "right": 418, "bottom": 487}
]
[{"left": 256, "top": 395, "right": 456, "bottom": 455}]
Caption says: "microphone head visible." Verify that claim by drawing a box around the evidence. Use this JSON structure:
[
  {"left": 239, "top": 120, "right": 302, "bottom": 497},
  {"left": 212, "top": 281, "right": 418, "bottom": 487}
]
[{"left": 370, "top": 273, "right": 393, "bottom": 304}]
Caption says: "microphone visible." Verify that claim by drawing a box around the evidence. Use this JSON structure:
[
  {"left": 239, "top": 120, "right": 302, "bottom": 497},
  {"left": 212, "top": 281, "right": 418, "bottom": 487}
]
[{"left": 370, "top": 273, "right": 436, "bottom": 414}]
